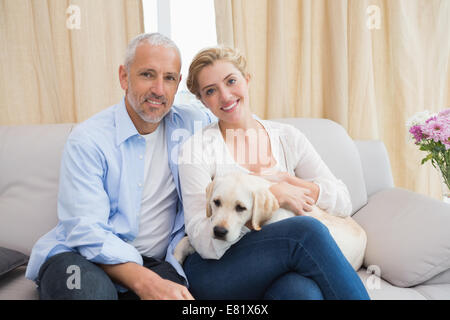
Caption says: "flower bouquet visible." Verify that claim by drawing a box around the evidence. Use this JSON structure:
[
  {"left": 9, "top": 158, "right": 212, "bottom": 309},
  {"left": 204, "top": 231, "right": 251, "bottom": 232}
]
[{"left": 406, "top": 108, "right": 450, "bottom": 204}]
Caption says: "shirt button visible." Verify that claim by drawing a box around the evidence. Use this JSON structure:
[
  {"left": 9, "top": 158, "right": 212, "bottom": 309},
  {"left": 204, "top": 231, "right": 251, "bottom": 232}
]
[
  {"left": 138, "top": 182, "right": 142, "bottom": 187},
  {"left": 139, "top": 155, "right": 143, "bottom": 160}
]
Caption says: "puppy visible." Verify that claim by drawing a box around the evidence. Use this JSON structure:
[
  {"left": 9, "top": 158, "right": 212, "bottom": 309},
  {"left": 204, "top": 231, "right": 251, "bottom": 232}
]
[{"left": 174, "top": 173, "right": 367, "bottom": 270}]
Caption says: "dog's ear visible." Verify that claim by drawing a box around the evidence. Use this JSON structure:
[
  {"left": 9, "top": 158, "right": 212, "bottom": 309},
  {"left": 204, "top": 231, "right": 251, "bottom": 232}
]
[
  {"left": 205, "top": 179, "right": 216, "bottom": 217},
  {"left": 251, "top": 188, "right": 280, "bottom": 230}
]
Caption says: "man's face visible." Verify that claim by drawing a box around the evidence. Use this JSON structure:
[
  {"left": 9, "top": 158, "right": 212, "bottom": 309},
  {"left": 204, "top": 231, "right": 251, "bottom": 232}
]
[{"left": 119, "top": 43, "right": 181, "bottom": 130}]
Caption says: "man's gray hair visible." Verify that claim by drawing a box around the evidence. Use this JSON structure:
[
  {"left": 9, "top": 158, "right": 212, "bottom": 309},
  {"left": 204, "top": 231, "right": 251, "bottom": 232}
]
[{"left": 124, "top": 33, "right": 181, "bottom": 71}]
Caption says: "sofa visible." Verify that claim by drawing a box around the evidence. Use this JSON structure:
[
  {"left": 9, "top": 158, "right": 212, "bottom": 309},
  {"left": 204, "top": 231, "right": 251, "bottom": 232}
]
[{"left": 0, "top": 117, "right": 449, "bottom": 300}]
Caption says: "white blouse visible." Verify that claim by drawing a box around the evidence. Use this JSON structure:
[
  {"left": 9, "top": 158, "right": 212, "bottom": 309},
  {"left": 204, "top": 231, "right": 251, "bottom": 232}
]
[{"left": 178, "top": 119, "right": 352, "bottom": 260}]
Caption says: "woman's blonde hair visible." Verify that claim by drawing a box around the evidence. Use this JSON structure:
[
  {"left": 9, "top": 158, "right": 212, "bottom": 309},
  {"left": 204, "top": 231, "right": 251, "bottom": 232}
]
[{"left": 186, "top": 46, "right": 248, "bottom": 99}]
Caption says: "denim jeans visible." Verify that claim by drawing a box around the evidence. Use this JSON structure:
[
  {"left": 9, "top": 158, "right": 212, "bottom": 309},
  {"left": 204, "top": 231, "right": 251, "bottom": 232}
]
[
  {"left": 36, "top": 252, "right": 186, "bottom": 300},
  {"left": 183, "top": 216, "right": 370, "bottom": 300}
]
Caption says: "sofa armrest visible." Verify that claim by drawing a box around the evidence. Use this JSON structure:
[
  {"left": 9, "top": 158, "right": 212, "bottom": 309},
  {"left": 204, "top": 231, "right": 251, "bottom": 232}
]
[
  {"left": 354, "top": 140, "right": 394, "bottom": 197},
  {"left": 353, "top": 187, "right": 450, "bottom": 288}
]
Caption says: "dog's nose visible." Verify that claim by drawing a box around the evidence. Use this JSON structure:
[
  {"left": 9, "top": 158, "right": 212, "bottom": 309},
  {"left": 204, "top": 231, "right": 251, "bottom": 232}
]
[{"left": 213, "top": 226, "right": 228, "bottom": 239}]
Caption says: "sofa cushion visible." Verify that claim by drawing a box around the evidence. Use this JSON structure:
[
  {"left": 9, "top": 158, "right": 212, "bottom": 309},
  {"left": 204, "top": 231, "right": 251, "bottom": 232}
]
[
  {"left": 273, "top": 118, "right": 368, "bottom": 214},
  {"left": 0, "top": 247, "right": 28, "bottom": 278},
  {"left": 357, "top": 268, "right": 427, "bottom": 300},
  {"left": 0, "top": 266, "right": 38, "bottom": 300},
  {"left": 354, "top": 140, "right": 394, "bottom": 197},
  {"left": 354, "top": 187, "right": 450, "bottom": 287},
  {"left": 0, "top": 124, "right": 74, "bottom": 255}
]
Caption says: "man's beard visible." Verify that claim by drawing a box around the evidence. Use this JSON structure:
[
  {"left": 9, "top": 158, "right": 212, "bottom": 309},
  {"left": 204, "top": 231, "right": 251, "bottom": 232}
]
[{"left": 127, "top": 90, "right": 170, "bottom": 124}]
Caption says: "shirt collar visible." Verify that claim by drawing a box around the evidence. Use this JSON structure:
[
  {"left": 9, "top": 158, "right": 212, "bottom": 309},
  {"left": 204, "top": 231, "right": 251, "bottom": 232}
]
[
  {"left": 115, "top": 97, "right": 181, "bottom": 146},
  {"left": 165, "top": 104, "right": 180, "bottom": 125},
  {"left": 115, "top": 97, "right": 140, "bottom": 146}
]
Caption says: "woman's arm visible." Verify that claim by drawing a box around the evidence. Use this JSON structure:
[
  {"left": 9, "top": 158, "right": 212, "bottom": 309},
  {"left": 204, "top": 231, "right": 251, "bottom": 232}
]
[
  {"left": 290, "top": 128, "right": 352, "bottom": 216},
  {"left": 262, "top": 172, "right": 320, "bottom": 203},
  {"left": 260, "top": 172, "right": 316, "bottom": 215},
  {"left": 285, "top": 175, "right": 320, "bottom": 203},
  {"left": 178, "top": 135, "right": 238, "bottom": 259}
]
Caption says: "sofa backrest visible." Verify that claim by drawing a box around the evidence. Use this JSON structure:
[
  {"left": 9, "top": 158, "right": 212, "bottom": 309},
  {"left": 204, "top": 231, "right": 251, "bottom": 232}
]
[
  {"left": 0, "top": 118, "right": 368, "bottom": 255},
  {"left": 273, "top": 118, "right": 368, "bottom": 215},
  {"left": 0, "top": 124, "right": 74, "bottom": 255}
]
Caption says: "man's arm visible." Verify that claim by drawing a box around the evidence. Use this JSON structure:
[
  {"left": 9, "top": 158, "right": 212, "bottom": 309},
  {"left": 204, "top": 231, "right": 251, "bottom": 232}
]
[
  {"left": 61, "top": 137, "right": 193, "bottom": 300},
  {"left": 58, "top": 137, "right": 143, "bottom": 264},
  {"left": 98, "top": 262, "right": 194, "bottom": 300}
]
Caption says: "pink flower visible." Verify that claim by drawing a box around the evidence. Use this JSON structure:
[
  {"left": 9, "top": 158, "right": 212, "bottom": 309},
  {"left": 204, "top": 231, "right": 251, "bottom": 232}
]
[
  {"left": 445, "top": 141, "right": 450, "bottom": 150},
  {"left": 425, "top": 115, "right": 437, "bottom": 123},
  {"left": 438, "top": 108, "right": 450, "bottom": 118},
  {"left": 409, "top": 125, "right": 424, "bottom": 143},
  {"left": 408, "top": 109, "right": 450, "bottom": 185},
  {"left": 422, "top": 117, "right": 449, "bottom": 143},
  {"left": 407, "top": 108, "right": 450, "bottom": 148},
  {"left": 441, "top": 130, "right": 450, "bottom": 150}
]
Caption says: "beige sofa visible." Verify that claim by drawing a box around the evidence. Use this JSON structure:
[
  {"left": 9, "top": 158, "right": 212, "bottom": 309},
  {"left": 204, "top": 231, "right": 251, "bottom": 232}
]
[{"left": 1, "top": 118, "right": 449, "bottom": 300}]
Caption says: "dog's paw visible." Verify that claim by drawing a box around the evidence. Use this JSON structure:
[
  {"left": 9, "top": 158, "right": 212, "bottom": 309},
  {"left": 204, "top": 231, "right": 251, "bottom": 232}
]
[{"left": 173, "top": 236, "right": 195, "bottom": 264}]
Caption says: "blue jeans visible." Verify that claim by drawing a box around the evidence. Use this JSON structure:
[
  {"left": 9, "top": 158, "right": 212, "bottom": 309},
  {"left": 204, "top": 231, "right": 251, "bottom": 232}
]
[
  {"left": 183, "top": 216, "right": 370, "bottom": 300},
  {"left": 36, "top": 252, "right": 186, "bottom": 300}
]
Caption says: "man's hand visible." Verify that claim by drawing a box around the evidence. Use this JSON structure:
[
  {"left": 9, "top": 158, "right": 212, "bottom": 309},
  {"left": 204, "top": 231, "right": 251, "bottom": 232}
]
[
  {"left": 99, "top": 262, "right": 194, "bottom": 300},
  {"left": 133, "top": 272, "right": 194, "bottom": 300}
]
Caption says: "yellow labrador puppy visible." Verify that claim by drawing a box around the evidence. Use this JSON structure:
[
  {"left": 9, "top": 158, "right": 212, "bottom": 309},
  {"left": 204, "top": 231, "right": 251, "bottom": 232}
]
[{"left": 175, "top": 173, "right": 366, "bottom": 270}]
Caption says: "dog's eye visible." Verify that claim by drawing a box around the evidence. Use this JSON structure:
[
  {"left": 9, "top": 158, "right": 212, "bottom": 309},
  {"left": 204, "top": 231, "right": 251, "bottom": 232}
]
[
  {"left": 235, "top": 204, "right": 246, "bottom": 212},
  {"left": 213, "top": 199, "right": 221, "bottom": 207}
]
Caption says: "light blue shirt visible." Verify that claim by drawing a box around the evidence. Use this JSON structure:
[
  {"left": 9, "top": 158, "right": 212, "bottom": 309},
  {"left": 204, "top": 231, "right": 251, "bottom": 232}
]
[{"left": 25, "top": 98, "right": 215, "bottom": 284}]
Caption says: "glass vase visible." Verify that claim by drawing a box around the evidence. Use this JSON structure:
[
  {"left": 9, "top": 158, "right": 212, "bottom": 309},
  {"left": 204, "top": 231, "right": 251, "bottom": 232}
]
[{"left": 442, "top": 178, "right": 450, "bottom": 205}]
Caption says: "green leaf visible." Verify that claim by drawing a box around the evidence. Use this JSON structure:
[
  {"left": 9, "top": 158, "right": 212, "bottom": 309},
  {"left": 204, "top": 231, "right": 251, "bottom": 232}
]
[{"left": 421, "top": 154, "right": 433, "bottom": 165}]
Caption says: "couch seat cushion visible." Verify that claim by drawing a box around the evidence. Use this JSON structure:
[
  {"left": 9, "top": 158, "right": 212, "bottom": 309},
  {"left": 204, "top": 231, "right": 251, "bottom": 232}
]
[
  {"left": 354, "top": 188, "right": 450, "bottom": 287},
  {"left": 0, "top": 266, "right": 38, "bottom": 300}
]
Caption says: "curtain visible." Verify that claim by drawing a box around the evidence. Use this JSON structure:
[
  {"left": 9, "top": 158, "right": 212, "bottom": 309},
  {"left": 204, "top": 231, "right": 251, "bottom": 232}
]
[
  {"left": 0, "top": 0, "right": 144, "bottom": 125},
  {"left": 214, "top": 0, "right": 450, "bottom": 200}
]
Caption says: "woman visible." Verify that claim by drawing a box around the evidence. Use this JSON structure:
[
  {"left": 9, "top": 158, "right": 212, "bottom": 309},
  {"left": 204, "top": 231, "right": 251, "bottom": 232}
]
[{"left": 178, "top": 46, "right": 370, "bottom": 300}]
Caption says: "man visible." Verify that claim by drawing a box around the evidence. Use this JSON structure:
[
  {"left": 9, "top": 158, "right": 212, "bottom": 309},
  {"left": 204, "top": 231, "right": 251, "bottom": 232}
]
[{"left": 25, "top": 33, "right": 214, "bottom": 300}]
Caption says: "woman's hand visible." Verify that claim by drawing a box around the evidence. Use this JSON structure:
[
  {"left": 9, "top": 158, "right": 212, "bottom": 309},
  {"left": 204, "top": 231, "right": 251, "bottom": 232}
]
[
  {"left": 269, "top": 181, "right": 315, "bottom": 215},
  {"left": 255, "top": 171, "right": 320, "bottom": 210}
]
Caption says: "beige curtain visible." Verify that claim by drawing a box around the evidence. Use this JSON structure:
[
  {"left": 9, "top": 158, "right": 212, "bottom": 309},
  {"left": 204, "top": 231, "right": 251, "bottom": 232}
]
[
  {"left": 0, "top": 0, "right": 143, "bottom": 125},
  {"left": 214, "top": 0, "right": 450, "bottom": 200}
]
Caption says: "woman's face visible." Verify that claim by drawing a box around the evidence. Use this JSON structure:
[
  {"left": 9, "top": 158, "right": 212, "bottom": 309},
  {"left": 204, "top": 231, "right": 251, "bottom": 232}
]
[{"left": 196, "top": 60, "right": 250, "bottom": 124}]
